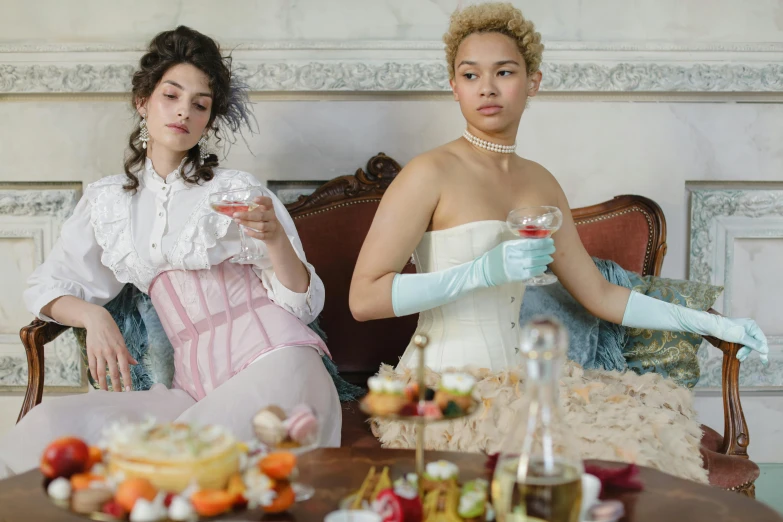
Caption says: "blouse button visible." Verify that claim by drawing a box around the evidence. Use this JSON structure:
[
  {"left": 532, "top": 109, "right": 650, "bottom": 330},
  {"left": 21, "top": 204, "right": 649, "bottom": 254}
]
[
  {"left": 152, "top": 243, "right": 157, "bottom": 249},
  {"left": 158, "top": 212, "right": 164, "bottom": 217},
  {"left": 161, "top": 186, "right": 166, "bottom": 191}
]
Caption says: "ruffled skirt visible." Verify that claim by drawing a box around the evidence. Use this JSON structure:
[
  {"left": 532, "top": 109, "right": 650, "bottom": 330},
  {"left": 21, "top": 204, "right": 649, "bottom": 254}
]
[{"left": 371, "top": 362, "right": 708, "bottom": 483}]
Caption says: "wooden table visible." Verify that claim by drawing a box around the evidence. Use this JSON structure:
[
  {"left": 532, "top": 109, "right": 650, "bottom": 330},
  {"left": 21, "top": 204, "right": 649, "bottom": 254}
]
[{"left": 0, "top": 447, "right": 780, "bottom": 521}]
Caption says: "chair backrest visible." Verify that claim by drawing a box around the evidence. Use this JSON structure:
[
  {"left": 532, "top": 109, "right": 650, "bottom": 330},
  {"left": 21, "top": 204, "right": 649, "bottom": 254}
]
[
  {"left": 572, "top": 195, "right": 667, "bottom": 277},
  {"left": 285, "top": 153, "right": 667, "bottom": 384}
]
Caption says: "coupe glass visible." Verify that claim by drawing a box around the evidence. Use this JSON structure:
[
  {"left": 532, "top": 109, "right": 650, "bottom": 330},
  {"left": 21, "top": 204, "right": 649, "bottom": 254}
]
[
  {"left": 506, "top": 206, "right": 563, "bottom": 286},
  {"left": 208, "top": 187, "right": 264, "bottom": 263}
]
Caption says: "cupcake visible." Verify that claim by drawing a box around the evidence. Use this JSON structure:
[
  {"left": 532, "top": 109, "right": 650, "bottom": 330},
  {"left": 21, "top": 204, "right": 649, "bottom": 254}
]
[
  {"left": 421, "top": 460, "right": 459, "bottom": 492},
  {"left": 434, "top": 373, "right": 476, "bottom": 412},
  {"left": 364, "top": 377, "right": 408, "bottom": 415}
]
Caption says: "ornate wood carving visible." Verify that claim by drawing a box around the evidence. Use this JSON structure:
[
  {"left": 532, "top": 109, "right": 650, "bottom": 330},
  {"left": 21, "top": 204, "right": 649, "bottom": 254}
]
[
  {"left": 17, "top": 319, "right": 67, "bottom": 422},
  {"left": 285, "top": 152, "right": 402, "bottom": 216},
  {"left": 705, "top": 309, "right": 750, "bottom": 460}
]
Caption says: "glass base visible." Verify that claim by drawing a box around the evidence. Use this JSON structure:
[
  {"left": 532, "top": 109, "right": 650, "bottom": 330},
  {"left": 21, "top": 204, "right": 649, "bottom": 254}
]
[
  {"left": 229, "top": 252, "right": 263, "bottom": 264},
  {"left": 525, "top": 272, "right": 558, "bottom": 286},
  {"left": 292, "top": 482, "right": 315, "bottom": 502}
]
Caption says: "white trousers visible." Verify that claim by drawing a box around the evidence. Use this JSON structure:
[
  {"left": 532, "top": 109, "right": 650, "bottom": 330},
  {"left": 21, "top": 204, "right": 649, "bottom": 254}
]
[{"left": 0, "top": 345, "right": 341, "bottom": 478}]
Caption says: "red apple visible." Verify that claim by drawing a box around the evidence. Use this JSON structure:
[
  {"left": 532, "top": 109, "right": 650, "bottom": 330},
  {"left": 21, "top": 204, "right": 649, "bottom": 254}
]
[{"left": 40, "top": 437, "right": 90, "bottom": 479}]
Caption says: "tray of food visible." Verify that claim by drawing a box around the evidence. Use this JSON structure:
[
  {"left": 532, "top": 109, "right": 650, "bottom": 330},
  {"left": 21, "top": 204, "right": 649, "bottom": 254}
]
[{"left": 41, "top": 403, "right": 319, "bottom": 521}]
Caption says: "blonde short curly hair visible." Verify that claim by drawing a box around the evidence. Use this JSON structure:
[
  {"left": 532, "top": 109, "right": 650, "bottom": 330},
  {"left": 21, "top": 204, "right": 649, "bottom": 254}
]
[{"left": 444, "top": 2, "right": 544, "bottom": 80}]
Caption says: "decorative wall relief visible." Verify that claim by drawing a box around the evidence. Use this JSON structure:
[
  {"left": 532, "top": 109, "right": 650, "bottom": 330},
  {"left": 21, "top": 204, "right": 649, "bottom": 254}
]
[
  {"left": 0, "top": 184, "right": 84, "bottom": 392},
  {"left": 689, "top": 184, "right": 783, "bottom": 389},
  {"left": 3, "top": 42, "right": 783, "bottom": 94}
]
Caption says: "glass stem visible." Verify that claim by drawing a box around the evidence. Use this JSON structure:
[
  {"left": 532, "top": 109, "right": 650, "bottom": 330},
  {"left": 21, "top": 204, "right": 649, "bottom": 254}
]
[{"left": 237, "top": 224, "right": 250, "bottom": 255}]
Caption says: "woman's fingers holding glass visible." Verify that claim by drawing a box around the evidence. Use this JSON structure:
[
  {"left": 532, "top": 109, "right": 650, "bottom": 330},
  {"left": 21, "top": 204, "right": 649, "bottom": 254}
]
[
  {"left": 507, "top": 237, "right": 555, "bottom": 253},
  {"left": 232, "top": 196, "right": 274, "bottom": 220}
]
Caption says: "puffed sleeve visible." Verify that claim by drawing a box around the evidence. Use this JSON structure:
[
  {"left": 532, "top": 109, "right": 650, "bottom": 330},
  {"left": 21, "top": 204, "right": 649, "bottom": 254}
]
[
  {"left": 23, "top": 195, "right": 124, "bottom": 322},
  {"left": 250, "top": 189, "right": 325, "bottom": 325}
]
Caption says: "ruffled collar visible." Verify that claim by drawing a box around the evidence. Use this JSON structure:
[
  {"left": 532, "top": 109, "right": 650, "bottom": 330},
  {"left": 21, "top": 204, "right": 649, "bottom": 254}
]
[{"left": 143, "top": 157, "right": 193, "bottom": 188}]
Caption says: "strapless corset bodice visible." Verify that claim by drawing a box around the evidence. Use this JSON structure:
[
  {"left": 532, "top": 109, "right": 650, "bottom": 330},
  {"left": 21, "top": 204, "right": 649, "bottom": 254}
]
[{"left": 398, "top": 221, "right": 525, "bottom": 372}]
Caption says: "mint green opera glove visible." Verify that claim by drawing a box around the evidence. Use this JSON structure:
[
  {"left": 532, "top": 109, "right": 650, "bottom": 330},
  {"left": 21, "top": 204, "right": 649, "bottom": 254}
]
[
  {"left": 622, "top": 290, "right": 769, "bottom": 366},
  {"left": 391, "top": 238, "right": 555, "bottom": 317}
]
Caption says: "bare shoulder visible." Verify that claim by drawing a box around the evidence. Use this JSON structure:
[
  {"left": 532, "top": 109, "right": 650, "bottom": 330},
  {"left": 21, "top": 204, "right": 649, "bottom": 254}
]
[
  {"left": 520, "top": 158, "right": 558, "bottom": 184},
  {"left": 387, "top": 143, "right": 459, "bottom": 195},
  {"left": 521, "top": 158, "right": 567, "bottom": 196}
]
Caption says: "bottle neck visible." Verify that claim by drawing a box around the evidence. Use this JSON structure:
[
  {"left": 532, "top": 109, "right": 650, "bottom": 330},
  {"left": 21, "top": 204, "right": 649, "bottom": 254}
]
[{"left": 524, "top": 353, "right": 560, "bottom": 401}]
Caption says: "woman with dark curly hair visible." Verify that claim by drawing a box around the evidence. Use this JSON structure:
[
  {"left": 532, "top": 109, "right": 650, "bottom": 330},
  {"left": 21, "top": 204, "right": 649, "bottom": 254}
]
[{"left": 0, "top": 26, "right": 340, "bottom": 476}]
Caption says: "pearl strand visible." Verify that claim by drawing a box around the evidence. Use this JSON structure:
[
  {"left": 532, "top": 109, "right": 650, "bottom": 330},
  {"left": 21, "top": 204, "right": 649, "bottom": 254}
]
[{"left": 462, "top": 130, "right": 516, "bottom": 154}]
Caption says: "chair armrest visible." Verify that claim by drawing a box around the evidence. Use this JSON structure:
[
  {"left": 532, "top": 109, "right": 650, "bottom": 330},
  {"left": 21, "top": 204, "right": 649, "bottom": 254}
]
[
  {"left": 17, "top": 319, "right": 69, "bottom": 423},
  {"left": 703, "top": 308, "right": 749, "bottom": 458}
]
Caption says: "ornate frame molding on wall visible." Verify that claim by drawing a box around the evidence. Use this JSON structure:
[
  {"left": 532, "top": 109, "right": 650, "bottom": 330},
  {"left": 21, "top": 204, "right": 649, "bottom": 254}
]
[
  {"left": 688, "top": 185, "right": 783, "bottom": 389},
  {"left": 2, "top": 41, "right": 783, "bottom": 93},
  {"left": 0, "top": 185, "right": 85, "bottom": 392}
]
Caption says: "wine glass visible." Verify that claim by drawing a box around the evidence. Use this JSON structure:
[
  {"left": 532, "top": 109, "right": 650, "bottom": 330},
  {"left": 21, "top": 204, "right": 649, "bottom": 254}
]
[
  {"left": 208, "top": 187, "right": 265, "bottom": 263},
  {"left": 506, "top": 206, "right": 563, "bottom": 286}
]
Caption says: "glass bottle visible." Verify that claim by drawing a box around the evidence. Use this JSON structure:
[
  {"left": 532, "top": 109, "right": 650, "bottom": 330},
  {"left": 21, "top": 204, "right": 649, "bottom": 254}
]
[{"left": 492, "top": 317, "right": 583, "bottom": 522}]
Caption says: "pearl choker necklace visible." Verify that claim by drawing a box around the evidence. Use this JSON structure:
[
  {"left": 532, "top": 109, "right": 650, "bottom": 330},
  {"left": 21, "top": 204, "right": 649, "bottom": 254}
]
[{"left": 462, "top": 130, "right": 516, "bottom": 154}]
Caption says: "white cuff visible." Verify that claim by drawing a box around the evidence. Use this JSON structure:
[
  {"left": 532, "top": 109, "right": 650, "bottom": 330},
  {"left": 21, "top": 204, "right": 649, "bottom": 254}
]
[
  {"left": 268, "top": 262, "right": 315, "bottom": 314},
  {"left": 26, "top": 284, "right": 83, "bottom": 324}
]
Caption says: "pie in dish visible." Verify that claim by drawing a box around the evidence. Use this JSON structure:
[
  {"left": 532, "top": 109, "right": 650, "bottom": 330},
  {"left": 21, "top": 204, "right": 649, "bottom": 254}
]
[{"left": 103, "top": 420, "right": 242, "bottom": 493}]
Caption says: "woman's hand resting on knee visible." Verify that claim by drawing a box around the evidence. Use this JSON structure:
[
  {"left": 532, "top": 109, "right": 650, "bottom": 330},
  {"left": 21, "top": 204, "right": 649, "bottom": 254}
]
[{"left": 84, "top": 308, "right": 138, "bottom": 392}]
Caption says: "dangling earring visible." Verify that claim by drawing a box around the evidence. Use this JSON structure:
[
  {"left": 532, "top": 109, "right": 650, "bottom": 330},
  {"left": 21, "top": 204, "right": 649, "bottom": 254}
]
[
  {"left": 198, "top": 134, "right": 210, "bottom": 162},
  {"left": 139, "top": 115, "right": 149, "bottom": 150}
]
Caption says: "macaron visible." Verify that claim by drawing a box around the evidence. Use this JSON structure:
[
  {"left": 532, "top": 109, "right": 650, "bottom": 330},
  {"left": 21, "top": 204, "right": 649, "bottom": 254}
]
[{"left": 284, "top": 405, "right": 319, "bottom": 445}]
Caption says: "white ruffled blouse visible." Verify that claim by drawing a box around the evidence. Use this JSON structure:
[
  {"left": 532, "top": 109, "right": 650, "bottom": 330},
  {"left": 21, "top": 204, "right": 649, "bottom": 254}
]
[{"left": 24, "top": 159, "right": 325, "bottom": 325}]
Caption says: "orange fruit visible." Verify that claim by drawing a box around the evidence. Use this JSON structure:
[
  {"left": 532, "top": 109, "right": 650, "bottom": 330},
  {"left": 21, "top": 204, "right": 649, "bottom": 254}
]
[
  {"left": 70, "top": 472, "right": 104, "bottom": 491},
  {"left": 264, "top": 483, "right": 295, "bottom": 513},
  {"left": 259, "top": 452, "right": 297, "bottom": 480},
  {"left": 191, "top": 489, "right": 235, "bottom": 517},
  {"left": 115, "top": 477, "right": 157, "bottom": 512},
  {"left": 86, "top": 446, "right": 103, "bottom": 470}
]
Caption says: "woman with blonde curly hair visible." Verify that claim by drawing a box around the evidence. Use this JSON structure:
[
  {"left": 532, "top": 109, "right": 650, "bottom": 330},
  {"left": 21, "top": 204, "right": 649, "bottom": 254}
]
[{"left": 349, "top": 3, "right": 767, "bottom": 480}]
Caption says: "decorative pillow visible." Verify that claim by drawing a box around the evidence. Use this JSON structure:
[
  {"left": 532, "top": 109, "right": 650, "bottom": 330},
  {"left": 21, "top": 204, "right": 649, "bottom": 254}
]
[
  {"left": 520, "top": 258, "right": 724, "bottom": 388},
  {"left": 622, "top": 273, "right": 723, "bottom": 389},
  {"left": 519, "top": 258, "right": 632, "bottom": 372}
]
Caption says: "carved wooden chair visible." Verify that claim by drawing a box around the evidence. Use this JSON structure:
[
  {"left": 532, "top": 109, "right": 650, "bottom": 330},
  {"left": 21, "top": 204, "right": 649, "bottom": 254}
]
[{"left": 18, "top": 153, "right": 757, "bottom": 497}]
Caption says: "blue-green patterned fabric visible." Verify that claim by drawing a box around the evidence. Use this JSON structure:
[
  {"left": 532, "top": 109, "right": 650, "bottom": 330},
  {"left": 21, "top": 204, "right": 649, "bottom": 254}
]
[
  {"left": 520, "top": 258, "right": 723, "bottom": 388},
  {"left": 622, "top": 272, "right": 723, "bottom": 389}
]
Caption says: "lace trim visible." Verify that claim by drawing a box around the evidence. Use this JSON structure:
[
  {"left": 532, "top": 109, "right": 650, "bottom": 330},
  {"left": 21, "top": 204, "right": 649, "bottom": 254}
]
[
  {"left": 87, "top": 175, "right": 159, "bottom": 292},
  {"left": 87, "top": 170, "right": 262, "bottom": 292},
  {"left": 167, "top": 170, "right": 264, "bottom": 271}
]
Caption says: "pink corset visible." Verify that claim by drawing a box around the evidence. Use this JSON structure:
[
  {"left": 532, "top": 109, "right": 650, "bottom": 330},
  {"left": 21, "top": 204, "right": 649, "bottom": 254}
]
[{"left": 149, "top": 261, "right": 329, "bottom": 401}]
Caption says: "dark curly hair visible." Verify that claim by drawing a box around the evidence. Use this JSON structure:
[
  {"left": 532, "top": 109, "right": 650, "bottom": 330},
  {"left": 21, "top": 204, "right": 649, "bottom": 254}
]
[{"left": 124, "top": 26, "right": 253, "bottom": 192}]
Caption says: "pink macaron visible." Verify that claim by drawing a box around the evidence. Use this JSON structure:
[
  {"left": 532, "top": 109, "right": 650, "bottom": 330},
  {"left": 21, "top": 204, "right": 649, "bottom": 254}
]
[{"left": 284, "top": 404, "right": 319, "bottom": 444}]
